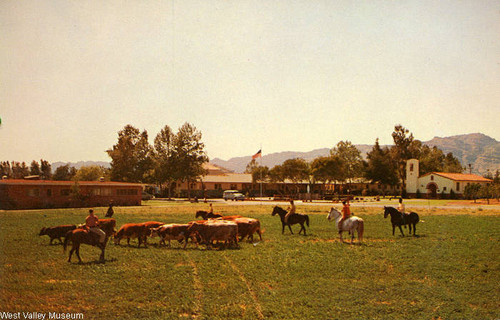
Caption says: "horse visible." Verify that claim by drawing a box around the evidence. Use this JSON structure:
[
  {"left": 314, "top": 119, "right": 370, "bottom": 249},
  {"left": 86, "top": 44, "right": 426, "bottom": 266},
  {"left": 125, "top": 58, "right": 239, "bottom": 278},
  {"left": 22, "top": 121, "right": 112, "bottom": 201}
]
[
  {"left": 383, "top": 206, "right": 419, "bottom": 236},
  {"left": 195, "top": 210, "right": 223, "bottom": 219},
  {"left": 271, "top": 206, "right": 310, "bottom": 235},
  {"left": 63, "top": 228, "right": 108, "bottom": 263},
  {"left": 327, "top": 207, "right": 364, "bottom": 244}
]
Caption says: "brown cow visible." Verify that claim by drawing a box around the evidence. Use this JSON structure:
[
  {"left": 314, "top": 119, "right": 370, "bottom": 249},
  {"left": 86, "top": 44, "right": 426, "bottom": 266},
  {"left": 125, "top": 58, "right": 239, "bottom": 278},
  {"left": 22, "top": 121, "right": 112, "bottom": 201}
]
[
  {"left": 233, "top": 217, "right": 262, "bottom": 242},
  {"left": 114, "top": 223, "right": 148, "bottom": 247},
  {"left": 39, "top": 225, "right": 76, "bottom": 244},
  {"left": 150, "top": 224, "right": 189, "bottom": 247},
  {"left": 216, "top": 216, "right": 262, "bottom": 242},
  {"left": 185, "top": 220, "right": 238, "bottom": 249}
]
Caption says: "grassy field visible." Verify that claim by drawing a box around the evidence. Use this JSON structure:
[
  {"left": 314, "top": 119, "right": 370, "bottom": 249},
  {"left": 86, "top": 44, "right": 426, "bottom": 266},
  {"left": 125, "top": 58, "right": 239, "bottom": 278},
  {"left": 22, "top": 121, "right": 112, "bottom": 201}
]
[{"left": 0, "top": 202, "right": 499, "bottom": 319}]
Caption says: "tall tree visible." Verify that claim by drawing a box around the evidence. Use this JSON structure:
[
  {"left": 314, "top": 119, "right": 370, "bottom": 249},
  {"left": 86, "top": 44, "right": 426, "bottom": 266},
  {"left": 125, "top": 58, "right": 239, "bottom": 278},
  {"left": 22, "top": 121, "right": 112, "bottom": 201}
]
[
  {"left": 107, "top": 125, "right": 153, "bottom": 182},
  {"left": 330, "top": 141, "right": 363, "bottom": 185},
  {"left": 172, "top": 123, "right": 209, "bottom": 200},
  {"left": 390, "top": 125, "right": 416, "bottom": 196},
  {"left": 40, "top": 159, "right": 52, "bottom": 179},
  {"left": 365, "top": 139, "right": 398, "bottom": 185},
  {"left": 281, "top": 158, "right": 310, "bottom": 196},
  {"left": 53, "top": 164, "right": 77, "bottom": 181},
  {"left": 30, "top": 160, "right": 41, "bottom": 176},
  {"left": 311, "top": 155, "right": 342, "bottom": 197},
  {"left": 153, "top": 125, "right": 176, "bottom": 198}
]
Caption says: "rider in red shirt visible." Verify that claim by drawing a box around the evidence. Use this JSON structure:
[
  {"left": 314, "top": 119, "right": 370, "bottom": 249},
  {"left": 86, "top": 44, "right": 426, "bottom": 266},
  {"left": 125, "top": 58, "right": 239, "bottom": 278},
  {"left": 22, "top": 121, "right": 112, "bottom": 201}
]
[{"left": 338, "top": 199, "right": 351, "bottom": 231}]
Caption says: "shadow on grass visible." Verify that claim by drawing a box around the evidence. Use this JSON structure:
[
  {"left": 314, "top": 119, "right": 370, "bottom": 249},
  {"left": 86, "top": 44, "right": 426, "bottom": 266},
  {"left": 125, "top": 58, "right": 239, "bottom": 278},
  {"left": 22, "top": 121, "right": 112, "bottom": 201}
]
[{"left": 70, "top": 258, "right": 118, "bottom": 265}]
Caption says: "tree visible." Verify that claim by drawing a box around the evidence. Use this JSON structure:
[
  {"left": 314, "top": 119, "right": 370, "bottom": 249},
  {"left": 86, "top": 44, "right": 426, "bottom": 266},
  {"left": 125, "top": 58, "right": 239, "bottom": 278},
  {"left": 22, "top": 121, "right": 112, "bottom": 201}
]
[
  {"left": 73, "top": 165, "right": 108, "bottom": 181},
  {"left": 0, "top": 161, "right": 12, "bottom": 178},
  {"left": 443, "top": 152, "right": 463, "bottom": 173},
  {"left": 40, "top": 159, "right": 52, "bottom": 179},
  {"left": 11, "top": 162, "right": 29, "bottom": 179},
  {"left": 365, "top": 139, "right": 398, "bottom": 186},
  {"left": 107, "top": 125, "right": 153, "bottom": 182},
  {"left": 464, "top": 183, "right": 481, "bottom": 203},
  {"left": 390, "top": 125, "right": 416, "bottom": 196},
  {"left": 153, "top": 125, "right": 176, "bottom": 198},
  {"left": 311, "top": 155, "right": 343, "bottom": 198},
  {"left": 331, "top": 141, "right": 363, "bottom": 193},
  {"left": 281, "top": 158, "right": 310, "bottom": 196},
  {"left": 30, "top": 160, "right": 41, "bottom": 176},
  {"left": 53, "top": 164, "right": 77, "bottom": 181},
  {"left": 172, "top": 123, "right": 209, "bottom": 200}
]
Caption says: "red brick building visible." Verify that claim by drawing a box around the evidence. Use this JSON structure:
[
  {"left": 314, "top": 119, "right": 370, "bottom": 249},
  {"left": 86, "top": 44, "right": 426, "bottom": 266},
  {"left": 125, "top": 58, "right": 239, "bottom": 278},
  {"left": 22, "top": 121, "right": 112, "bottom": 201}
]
[{"left": 0, "top": 179, "right": 143, "bottom": 210}]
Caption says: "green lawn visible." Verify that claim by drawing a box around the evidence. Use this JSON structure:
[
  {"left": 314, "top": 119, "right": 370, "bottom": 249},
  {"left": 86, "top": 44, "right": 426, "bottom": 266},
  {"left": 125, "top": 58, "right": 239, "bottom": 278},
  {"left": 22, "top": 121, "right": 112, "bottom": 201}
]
[{"left": 0, "top": 203, "right": 498, "bottom": 319}]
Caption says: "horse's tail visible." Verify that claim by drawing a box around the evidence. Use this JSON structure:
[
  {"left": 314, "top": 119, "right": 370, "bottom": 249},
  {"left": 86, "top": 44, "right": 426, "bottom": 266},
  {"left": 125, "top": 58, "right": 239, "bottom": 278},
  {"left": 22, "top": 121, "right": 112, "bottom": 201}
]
[
  {"left": 305, "top": 215, "right": 310, "bottom": 227},
  {"left": 63, "top": 230, "right": 72, "bottom": 252},
  {"left": 358, "top": 219, "right": 364, "bottom": 242}
]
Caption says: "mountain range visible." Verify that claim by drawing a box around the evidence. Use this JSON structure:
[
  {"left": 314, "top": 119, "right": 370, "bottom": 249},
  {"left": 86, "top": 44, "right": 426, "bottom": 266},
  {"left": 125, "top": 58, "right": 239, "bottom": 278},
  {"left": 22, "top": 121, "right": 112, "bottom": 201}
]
[
  {"left": 211, "top": 133, "right": 499, "bottom": 175},
  {"left": 51, "top": 133, "right": 499, "bottom": 176}
]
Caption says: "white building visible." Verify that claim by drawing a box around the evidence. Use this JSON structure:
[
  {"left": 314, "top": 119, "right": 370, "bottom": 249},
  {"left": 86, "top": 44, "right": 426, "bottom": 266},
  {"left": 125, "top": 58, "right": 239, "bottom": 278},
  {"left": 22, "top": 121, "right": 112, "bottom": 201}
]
[{"left": 405, "top": 159, "right": 492, "bottom": 198}]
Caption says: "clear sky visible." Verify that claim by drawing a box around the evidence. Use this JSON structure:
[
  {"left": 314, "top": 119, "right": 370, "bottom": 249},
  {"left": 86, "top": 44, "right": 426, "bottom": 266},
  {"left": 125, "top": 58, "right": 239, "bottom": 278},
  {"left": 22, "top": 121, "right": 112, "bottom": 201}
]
[{"left": 1, "top": 1, "right": 499, "bottom": 163}]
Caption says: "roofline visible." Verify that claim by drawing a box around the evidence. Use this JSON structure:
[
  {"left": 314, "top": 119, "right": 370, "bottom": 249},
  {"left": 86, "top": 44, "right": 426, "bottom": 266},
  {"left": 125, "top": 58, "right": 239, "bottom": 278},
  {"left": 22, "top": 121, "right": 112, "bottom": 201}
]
[
  {"left": 419, "top": 172, "right": 493, "bottom": 182},
  {"left": 0, "top": 179, "right": 143, "bottom": 187}
]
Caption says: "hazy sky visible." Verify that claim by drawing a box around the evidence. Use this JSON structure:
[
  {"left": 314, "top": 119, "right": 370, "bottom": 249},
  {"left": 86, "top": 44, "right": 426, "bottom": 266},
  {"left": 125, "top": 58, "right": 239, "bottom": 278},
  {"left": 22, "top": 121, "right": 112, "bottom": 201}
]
[{"left": 1, "top": 1, "right": 499, "bottom": 163}]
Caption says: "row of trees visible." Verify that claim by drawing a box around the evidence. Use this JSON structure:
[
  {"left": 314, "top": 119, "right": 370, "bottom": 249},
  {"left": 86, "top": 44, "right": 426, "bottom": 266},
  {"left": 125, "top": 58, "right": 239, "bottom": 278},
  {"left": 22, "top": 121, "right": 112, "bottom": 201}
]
[
  {"left": 0, "top": 160, "right": 111, "bottom": 182},
  {"left": 106, "top": 123, "right": 208, "bottom": 198},
  {"left": 246, "top": 125, "right": 467, "bottom": 197}
]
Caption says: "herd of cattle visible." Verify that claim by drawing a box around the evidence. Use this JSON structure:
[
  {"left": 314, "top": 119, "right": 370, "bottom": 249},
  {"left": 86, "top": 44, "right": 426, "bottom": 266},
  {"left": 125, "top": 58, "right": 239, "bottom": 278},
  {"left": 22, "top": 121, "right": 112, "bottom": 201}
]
[{"left": 39, "top": 212, "right": 263, "bottom": 251}]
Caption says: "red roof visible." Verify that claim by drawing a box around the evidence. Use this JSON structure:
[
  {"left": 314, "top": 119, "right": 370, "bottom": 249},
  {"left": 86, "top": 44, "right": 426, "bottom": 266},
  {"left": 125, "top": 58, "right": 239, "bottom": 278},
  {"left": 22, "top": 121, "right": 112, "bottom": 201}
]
[
  {"left": 421, "top": 172, "right": 492, "bottom": 182},
  {"left": 0, "top": 179, "right": 142, "bottom": 187}
]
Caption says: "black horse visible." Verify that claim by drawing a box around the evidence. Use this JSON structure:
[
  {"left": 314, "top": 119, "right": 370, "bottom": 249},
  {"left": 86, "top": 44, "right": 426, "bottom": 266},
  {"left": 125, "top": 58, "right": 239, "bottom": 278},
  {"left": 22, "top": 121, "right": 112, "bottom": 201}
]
[
  {"left": 272, "top": 206, "right": 310, "bottom": 235},
  {"left": 383, "top": 206, "right": 419, "bottom": 236},
  {"left": 195, "top": 210, "right": 223, "bottom": 219}
]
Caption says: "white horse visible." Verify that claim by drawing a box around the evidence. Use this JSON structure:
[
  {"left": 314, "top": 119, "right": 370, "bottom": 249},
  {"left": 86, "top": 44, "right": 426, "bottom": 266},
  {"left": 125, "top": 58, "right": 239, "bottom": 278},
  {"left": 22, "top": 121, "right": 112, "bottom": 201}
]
[{"left": 327, "top": 207, "right": 364, "bottom": 244}]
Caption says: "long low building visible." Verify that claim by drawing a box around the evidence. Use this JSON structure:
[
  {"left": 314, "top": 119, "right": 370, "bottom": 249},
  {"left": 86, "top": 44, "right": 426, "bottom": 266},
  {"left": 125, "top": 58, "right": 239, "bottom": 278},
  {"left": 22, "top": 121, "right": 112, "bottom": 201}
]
[{"left": 0, "top": 179, "right": 143, "bottom": 210}]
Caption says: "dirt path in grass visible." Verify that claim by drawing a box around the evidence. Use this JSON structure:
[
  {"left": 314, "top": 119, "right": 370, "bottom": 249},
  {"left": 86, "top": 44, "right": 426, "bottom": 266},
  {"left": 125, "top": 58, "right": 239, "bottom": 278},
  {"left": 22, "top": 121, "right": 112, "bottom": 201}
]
[
  {"left": 186, "top": 256, "right": 203, "bottom": 319},
  {"left": 223, "top": 255, "right": 264, "bottom": 319}
]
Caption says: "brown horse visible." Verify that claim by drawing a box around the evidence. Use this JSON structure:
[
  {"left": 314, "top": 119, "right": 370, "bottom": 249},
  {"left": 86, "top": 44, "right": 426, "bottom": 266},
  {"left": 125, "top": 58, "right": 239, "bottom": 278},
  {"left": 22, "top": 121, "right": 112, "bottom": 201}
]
[
  {"left": 63, "top": 229, "right": 107, "bottom": 263},
  {"left": 195, "top": 210, "right": 223, "bottom": 219}
]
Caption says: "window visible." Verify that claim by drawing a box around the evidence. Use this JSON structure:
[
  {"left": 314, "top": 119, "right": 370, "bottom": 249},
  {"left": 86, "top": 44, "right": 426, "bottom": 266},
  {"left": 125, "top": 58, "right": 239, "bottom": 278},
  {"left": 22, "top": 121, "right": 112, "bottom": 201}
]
[
  {"left": 430, "top": 175, "right": 434, "bottom": 181},
  {"left": 443, "top": 187, "right": 447, "bottom": 191},
  {"left": 117, "top": 189, "right": 138, "bottom": 196},
  {"left": 61, "top": 189, "right": 71, "bottom": 196},
  {"left": 409, "top": 164, "right": 414, "bottom": 172},
  {"left": 456, "top": 182, "right": 460, "bottom": 191},
  {"left": 27, "top": 189, "right": 40, "bottom": 197},
  {"left": 47, "top": 189, "right": 52, "bottom": 197},
  {"left": 91, "top": 188, "right": 101, "bottom": 196}
]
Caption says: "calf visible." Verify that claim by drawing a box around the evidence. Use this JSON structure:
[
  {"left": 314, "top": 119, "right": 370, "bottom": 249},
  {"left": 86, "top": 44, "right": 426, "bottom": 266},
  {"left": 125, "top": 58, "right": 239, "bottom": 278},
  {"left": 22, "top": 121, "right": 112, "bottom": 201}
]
[
  {"left": 114, "top": 223, "right": 148, "bottom": 248},
  {"left": 185, "top": 220, "right": 238, "bottom": 249},
  {"left": 150, "top": 224, "right": 189, "bottom": 247},
  {"left": 39, "top": 225, "right": 76, "bottom": 244}
]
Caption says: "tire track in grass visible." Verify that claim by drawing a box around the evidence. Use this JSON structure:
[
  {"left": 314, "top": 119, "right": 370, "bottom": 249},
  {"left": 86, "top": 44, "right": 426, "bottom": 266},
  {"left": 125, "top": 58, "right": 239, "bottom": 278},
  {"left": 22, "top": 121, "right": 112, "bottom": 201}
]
[
  {"left": 185, "top": 254, "right": 203, "bottom": 319},
  {"left": 223, "top": 255, "right": 264, "bottom": 319}
]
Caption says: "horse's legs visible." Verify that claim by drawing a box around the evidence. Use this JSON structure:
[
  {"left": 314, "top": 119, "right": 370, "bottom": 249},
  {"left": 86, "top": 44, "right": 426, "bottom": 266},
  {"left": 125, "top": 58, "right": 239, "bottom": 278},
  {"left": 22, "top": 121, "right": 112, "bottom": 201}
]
[
  {"left": 288, "top": 224, "right": 294, "bottom": 234},
  {"left": 392, "top": 224, "right": 395, "bottom": 236},
  {"left": 75, "top": 245, "right": 82, "bottom": 263},
  {"left": 68, "top": 245, "right": 75, "bottom": 262},
  {"left": 99, "top": 244, "right": 105, "bottom": 262},
  {"left": 413, "top": 223, "right": 416, "bottom": 236},
  {"left": 281, "top": 223, "right": 285, "bottom": 234},
  {"left": 302, "top": 223, "right": 306, "bottom": 236},
  {"left": 398, "top": 225, "right": 404, "bottom": 236},
  {"left": 339, "top": 231, "right": 344, "bottom": 243}
]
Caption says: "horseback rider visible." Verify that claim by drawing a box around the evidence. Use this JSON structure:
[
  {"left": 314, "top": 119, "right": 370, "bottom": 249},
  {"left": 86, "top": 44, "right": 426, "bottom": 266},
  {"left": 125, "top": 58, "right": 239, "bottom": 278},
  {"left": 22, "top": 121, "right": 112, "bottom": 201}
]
[
  {"left": 105, "top": 200, "right": 114, "bottom": 218},
  {"left": 284, "top": 199, "right": 296, "bottom": 224},
  {"left": 338, "top": 199, "right": 351, "bottom": 231},
  {"left": 398, "top": 198, "right": 407, "bottom": 226},
  {"left": 85, "top": 209, "right": 106, "bottom": 244},
  {"left": 208, "top": 203, "right": 214, "bottom": 215}
]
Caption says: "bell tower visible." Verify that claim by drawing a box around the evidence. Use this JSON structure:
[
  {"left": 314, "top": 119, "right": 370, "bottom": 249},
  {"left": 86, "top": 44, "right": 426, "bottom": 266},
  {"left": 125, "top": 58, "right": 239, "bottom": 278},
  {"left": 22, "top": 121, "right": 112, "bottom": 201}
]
[{"left": 406, "top": 159, "right": 419, "bottom": 195}]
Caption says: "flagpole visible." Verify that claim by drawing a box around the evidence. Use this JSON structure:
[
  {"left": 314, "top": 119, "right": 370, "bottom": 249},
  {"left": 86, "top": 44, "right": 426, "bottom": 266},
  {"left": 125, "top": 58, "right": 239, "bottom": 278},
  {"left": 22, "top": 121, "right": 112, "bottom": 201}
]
[{"left": 260, "top": 145, "right": 263, "bottom": 204}]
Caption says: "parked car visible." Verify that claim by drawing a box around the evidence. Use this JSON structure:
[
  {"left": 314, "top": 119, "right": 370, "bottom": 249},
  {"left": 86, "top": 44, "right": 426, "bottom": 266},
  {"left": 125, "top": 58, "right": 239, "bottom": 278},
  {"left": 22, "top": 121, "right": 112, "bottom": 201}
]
[
  {"left": 223, "top": 190, "right": 245, "bottom": 201},
  {"left": 142, "top": 191, "right": 153, "bottom": 200}
]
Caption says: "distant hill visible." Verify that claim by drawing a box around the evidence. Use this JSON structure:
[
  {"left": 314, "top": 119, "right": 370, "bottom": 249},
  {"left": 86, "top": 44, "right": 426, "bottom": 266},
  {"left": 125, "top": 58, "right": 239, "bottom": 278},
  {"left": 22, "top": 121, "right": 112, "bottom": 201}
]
[
  {"left": 211, "top": 133, "right": 500, "bottom": 175},
  {"left": 52, "top": 161, "right": 111, "bottom": 170}
]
